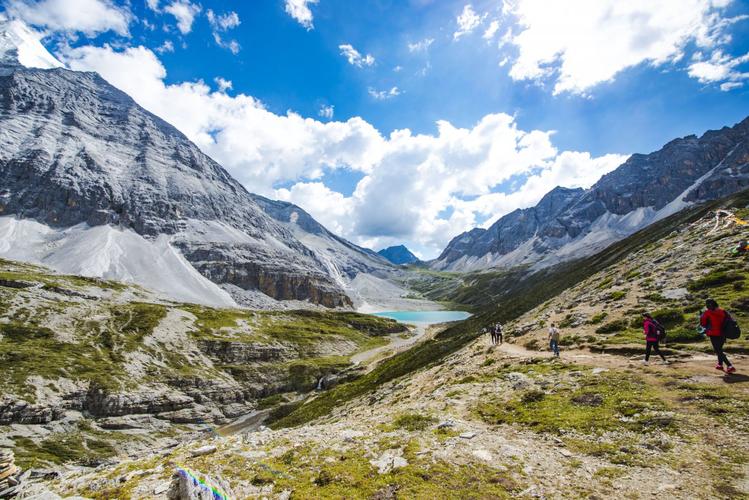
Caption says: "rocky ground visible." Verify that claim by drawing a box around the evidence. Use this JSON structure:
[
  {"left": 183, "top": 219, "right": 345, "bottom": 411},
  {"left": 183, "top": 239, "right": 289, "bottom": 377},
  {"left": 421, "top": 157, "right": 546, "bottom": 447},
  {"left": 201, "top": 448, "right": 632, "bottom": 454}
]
[{"left": 6, "top": 211, "right": 749, "bottom": 499}]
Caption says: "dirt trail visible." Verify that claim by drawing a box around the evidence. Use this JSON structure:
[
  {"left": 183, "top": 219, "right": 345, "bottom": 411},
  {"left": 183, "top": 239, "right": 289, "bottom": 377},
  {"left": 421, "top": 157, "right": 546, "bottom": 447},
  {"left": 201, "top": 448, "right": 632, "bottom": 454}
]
[{"left": 491, "top": 338, "right": 749, "bottom": 381}]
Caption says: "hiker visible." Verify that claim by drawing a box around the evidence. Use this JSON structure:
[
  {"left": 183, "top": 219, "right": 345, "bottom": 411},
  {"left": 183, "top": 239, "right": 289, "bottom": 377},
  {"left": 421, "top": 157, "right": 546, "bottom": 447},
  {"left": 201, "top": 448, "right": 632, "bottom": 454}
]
[
  {"left": 548, "top": 323, "right": 560, "bottom": 357},
  {"left": 494, "top": 322, "right": 503, "bottom": 345},
  {"left": 700, "top": 299, "right": 736, "bottom": 373},
  {"left": 642, "top": 313, "right": 668, "bottom": 365}
]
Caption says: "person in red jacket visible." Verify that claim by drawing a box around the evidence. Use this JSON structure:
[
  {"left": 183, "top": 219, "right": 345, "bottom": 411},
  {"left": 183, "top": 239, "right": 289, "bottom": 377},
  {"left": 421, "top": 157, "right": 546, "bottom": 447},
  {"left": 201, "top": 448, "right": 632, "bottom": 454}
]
[
  {"left": 700, "top": 299, "right": 736, "bottom": 373},
  {"left": 642, "top": 313, "right": 667, "bottom": 365}
]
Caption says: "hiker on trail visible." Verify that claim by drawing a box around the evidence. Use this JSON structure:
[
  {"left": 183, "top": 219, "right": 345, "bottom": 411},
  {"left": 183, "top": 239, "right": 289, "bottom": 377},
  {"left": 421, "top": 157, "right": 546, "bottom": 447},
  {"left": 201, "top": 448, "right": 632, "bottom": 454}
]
[
  {"left": 642, "top": 313, "right": 668, "bottom": 365},
  {"left": 494, "top": 322, "right": 503, "bottom": 345},
  {"left": 548, "top": 323, "right": 560, "bottom": 357},
  {"left": 700, "top": 299, "right": 736, "bottom": 374}
]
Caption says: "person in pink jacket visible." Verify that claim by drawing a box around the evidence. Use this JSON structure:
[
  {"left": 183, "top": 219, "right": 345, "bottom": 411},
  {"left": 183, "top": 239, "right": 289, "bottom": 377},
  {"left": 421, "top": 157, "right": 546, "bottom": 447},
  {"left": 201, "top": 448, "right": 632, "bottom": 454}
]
[{"left": 642, "top": 313, "right": 667, "bottom": 365}]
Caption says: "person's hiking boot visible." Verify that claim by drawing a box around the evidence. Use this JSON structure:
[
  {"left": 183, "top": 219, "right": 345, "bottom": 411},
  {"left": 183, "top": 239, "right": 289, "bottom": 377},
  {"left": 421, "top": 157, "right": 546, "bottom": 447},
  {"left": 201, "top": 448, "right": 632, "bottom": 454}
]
[
  {"left": 642, "top": 360, "right": 649, "bottom": 366},
  {"left": 660, "top": 359, "right": 669, "bottom": 365},
  {"left": 726, "top": 366, "right": 737, "bottom": 374},
  {"left": 715, "top": 364, "right": 725, "bottom": 371}
]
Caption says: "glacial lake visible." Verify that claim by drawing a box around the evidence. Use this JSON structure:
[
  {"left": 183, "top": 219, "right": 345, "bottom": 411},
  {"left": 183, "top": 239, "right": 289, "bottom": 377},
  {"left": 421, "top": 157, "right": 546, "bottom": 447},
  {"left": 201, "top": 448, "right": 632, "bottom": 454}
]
[{"left": 373, "top": 310, "right": 471, "bottom": 324}]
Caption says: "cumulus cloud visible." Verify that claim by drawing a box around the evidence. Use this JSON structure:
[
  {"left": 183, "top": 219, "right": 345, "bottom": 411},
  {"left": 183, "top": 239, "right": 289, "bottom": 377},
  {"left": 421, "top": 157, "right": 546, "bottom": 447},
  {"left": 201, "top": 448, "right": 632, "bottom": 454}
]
[
  {"left": 214, "top": 76, "right": 232, "bottom": 92},
  {"left": 338, "top": 43, "right": 375, "bottom": 67},
  {"left": 318, "top": 104, "right": 334, "bottom": 119},
  {"left": 453, "top": 4, "right": 483, "bottom": 40},
  {"left": 57, "top": 43, "right": 628, "bottom": 258},
  {"left": 206, "top": 9, "right": 241, "bottom": 54},
  {"left": 482, "top": 20, "right": 499, "bottom": 40},
  {"left": 4, "top": 0, "right": 130, "bottom": 36},
  {"left": 368, "top": 86, "right": 400, "bottom": 100},
  {"left": 164, "top": 0, "right": 200, "bottom": 34},
  {"left": 688, "top": 50, "right": 749, "bottom": 89},
  {"left": 503, "top": 0, "right": 745, "bottom": 94},
  {"left": 58, "top": 44, "right": 385, "bottom": 192},
  {"left": 155, "top": 40, "right": 174, "bottom": 54},
  {"left": 278, "top": 116, "right": 628, "bottom": 256},
  {"left": 285, "top": 0, "right": 318, "bottom": 30}
]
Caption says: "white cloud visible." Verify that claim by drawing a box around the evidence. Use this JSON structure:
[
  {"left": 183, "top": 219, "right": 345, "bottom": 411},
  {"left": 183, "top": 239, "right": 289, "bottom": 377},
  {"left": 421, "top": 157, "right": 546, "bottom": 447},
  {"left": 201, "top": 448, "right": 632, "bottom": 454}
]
[
  {"left": 339, "top": 43, "right": 375, "bottom": 67},
  {"left": 278, "top": 115, "right": 627, "bottom": 256},
  {"left": 454, "top": 4, "right": 483, "bottom": 40},
  {"left": 59, "top": 44, "right": 385, "bottom": 192},
  {"left": 319, "top": 104, "right": 334, "bottom": 119},
  {"left": 368, "top": 86, "right": 401, "bottom": 100},
  {"left": 146, "top": 0, "right": 159, "bottom": 11},
  {"left": 164, "top": 0, "right": 200, "bottom": 34},
  {"left": 408, "top": 38, "right": 434, "bottom": 53},
  {"left": 482, "top": 20, "right": 499, "bottom": 40},
  {"left": 285, "top": 0, "right": 318, "bottom": 30},
  {"left": 688, "top": 50, "right": 749, "bottom": 89},
  {"left": 57, "top": 43, "right": 628, "bottom": 259},
  {"left": 155, "top": 40, "right": 174, "bottom": 54},
  {"left": 214, "top": 76, "right": 232, "bottom": 92},
  {"left": 207, "top": 9, "right": 240, "bottom": 31},
  {"left": 720, "top": 81, "right": 743, "bottom": 91},
  {"left": 4, "top": 0, "right": 130, "bottom": 36},
  {"left": 505, "top": 0, "right": 745, "bottom": 95}
]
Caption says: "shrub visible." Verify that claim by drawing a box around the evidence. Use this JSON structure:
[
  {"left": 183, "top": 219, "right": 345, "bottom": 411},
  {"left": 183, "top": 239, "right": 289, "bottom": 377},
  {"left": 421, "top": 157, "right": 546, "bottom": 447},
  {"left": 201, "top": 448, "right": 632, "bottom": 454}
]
[
  {"left": 666, "top": 328, "right": 703, "bottom": 343},
  {"left": 559, "top": 314, "right": 575, "bottom": 328},
  {"left": 392, "top": 413, "right": 437, "bottom": 431},
  {"left": 688, "top": 271, "right": 744, "bottom": 291},
  {"left": 595, "top": 319, "right": 629, "bottom": 334},
  {"left": 606, "top": 290, "right": 627, "bottom": 301},
  {"left": 588, "top": 312, "right": 608, "bottom": 325}
]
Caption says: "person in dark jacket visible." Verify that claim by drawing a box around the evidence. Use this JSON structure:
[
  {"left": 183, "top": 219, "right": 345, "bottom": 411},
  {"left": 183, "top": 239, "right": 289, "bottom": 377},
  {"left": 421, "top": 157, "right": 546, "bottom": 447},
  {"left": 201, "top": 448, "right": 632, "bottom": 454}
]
[
  {"left": 700, "top": 299, "right": 736, "bottom": 373},
  {"left": 642, "top": 313, "right": 667, "bottom": 365}
]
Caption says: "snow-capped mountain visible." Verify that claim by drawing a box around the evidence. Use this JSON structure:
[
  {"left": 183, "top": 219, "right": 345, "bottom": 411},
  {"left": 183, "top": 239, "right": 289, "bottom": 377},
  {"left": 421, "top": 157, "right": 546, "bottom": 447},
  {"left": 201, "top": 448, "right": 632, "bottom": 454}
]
[
  {"left": 0, "top": 19, "right": 395, "bottom": 308},
  {"left": 377, "top": 245, "right": 419, "bottom": 265},
  {"left": 433, "top": 117, "right": 749, "bottom": 272}
]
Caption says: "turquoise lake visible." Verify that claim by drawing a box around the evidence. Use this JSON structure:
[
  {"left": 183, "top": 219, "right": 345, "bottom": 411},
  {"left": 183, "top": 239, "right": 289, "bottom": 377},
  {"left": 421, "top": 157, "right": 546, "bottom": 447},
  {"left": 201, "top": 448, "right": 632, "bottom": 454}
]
[{"left": 373, "top": 310, "right": 471, "bottom": 324}]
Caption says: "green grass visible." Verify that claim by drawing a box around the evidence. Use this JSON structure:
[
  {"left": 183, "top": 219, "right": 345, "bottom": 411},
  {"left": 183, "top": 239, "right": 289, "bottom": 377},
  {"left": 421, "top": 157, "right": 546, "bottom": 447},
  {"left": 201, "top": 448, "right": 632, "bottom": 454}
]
[{"left": 474, "top": 368, "right": 672, "bottom": 435}]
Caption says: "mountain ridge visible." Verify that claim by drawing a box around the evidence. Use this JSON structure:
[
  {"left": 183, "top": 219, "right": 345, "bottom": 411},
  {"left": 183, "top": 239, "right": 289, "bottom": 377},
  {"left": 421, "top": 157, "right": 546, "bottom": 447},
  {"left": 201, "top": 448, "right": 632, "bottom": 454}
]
[{"left": 434, "top": 116, "right": 749, "bottom": 272}]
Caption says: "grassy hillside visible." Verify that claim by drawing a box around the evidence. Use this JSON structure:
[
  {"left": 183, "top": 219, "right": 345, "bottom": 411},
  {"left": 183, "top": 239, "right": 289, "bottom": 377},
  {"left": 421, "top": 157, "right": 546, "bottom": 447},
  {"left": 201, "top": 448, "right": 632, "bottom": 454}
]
[{"left": 271, "top": 188, "right": 749, "bottom": 428}]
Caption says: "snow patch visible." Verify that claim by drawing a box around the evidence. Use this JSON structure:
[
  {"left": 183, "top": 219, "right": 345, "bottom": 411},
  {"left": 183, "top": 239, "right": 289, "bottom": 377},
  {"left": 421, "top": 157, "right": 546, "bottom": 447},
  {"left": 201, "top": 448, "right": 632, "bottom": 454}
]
[
  {"left": 0, "top": 17, "right": 63, "bottom": 71},
  {"left": 0, "top": 216, "right": 236, "bottom": 307}
]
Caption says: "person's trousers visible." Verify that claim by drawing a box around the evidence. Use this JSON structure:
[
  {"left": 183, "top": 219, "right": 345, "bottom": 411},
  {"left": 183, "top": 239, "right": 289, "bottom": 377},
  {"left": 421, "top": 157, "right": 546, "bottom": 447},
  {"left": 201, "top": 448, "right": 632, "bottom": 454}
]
[
  {"left": 710, "top": 335, "right": 731, "bottom": 366},
  {"left": 645, "top": 340, "right": 665, "bottom": 361},
  {"left": 550, "top": 339, "right": 559, "bottom": 356}
]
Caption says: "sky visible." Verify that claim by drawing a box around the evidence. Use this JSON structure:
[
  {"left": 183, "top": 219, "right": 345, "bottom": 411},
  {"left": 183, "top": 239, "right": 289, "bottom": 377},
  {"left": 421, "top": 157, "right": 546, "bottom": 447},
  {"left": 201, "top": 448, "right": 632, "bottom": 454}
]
[{"left": 2, "top": 0, "right": 749, "bottom": 259}]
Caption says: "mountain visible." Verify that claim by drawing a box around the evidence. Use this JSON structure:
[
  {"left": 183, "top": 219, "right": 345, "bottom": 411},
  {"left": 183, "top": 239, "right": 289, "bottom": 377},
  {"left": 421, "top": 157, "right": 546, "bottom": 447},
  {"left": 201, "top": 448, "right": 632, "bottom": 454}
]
[
  {"left": 433, "top": 117, "right": 749, "bottom": 271},
  {"left": 377, "top": 245, "right": 419, "bottom": 265},
  {"left": 31, "top": 189, "right": 749, "bottom": 499},
  {"left": 0, "top": 19, "right": 398, "bottom": 309}
]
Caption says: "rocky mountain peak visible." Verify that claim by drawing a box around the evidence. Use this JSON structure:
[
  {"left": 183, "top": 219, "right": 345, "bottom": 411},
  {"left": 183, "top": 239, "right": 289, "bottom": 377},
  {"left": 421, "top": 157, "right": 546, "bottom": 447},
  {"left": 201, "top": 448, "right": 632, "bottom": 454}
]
[{"left": 377, "top": 245, "right": 419, "bottom": 265}]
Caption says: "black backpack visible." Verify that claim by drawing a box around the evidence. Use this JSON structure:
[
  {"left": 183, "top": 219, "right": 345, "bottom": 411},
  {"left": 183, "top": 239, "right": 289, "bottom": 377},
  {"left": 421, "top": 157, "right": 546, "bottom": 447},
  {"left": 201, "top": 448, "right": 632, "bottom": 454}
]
[
  {"left": 653, "top": 319, "right": 667, "bottom": 342},
  {"left": 722, "top": 312, "right": 741, "bottom": 340}
]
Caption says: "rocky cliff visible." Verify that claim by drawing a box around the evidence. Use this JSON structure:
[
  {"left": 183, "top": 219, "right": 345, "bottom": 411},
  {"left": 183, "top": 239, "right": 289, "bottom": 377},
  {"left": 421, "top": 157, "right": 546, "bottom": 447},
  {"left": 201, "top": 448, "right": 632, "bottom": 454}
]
[{"left": 434, "top": 117, "right": 749, "bottom": 271}]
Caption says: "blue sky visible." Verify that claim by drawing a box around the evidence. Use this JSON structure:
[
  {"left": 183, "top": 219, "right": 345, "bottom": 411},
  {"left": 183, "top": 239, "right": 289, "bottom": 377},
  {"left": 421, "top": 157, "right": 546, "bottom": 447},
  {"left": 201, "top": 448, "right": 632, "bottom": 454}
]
[{"left": 3, "top": 0, "right": 749, "bottom": 258}]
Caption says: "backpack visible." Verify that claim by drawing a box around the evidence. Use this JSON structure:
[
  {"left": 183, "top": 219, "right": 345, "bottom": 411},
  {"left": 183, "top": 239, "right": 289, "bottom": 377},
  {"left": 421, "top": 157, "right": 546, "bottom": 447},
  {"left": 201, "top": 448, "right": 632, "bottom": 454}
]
[
  {"left": 653, "top": 319, "right": 667, "bottom": 342},
  {"left": 722, "top": 311, "right": 741, "bottom": 340}
]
